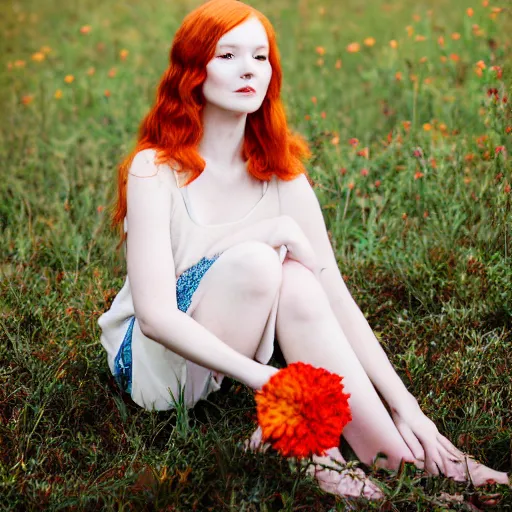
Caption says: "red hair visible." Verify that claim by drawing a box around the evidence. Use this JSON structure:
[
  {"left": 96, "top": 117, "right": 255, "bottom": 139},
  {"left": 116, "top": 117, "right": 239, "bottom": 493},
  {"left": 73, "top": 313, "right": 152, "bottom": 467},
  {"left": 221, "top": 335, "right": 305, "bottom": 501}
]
[{"left": 112, "top": 0, "right": 311, "bottom": 241}]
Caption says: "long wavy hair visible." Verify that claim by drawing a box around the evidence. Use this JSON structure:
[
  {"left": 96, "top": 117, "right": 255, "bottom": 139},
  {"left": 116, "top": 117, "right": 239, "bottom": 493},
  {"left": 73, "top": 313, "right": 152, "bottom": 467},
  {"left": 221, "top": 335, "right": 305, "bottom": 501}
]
[{"left": 113, "top": 0, "right": 311, "bottom": 242}]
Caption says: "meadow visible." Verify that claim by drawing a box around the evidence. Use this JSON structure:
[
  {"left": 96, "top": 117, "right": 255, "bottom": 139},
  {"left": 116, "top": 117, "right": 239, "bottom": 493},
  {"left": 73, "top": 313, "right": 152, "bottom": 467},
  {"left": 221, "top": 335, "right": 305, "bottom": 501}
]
[{"left": 1, "top": 0, "right": 511, "bottom": 509}]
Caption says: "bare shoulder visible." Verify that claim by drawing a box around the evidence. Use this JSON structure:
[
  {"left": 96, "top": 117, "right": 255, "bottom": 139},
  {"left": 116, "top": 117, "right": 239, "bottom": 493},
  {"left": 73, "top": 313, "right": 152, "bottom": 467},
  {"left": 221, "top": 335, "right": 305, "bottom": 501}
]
[
  {"left": 277, "top": 173, "right": 320, "bottom": 214},
  {"left": 128, "top": 148, "right": 174, "bottom": 188}
]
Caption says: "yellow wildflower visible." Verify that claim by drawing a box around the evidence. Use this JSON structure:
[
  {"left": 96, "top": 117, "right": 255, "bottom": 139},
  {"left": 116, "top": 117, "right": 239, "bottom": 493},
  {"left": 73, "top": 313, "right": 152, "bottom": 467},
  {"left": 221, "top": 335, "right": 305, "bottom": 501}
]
[
  {"left": 406, "top": 26, "right": 414, "bottom": 37},
  {"left": 54, "top": 89, "right": 63, "bottom": 99},
  {"left": 64, "top": 75, "right": 74, "bottom": 84},
  {"left": 389, "top": 40, "right": 398, "bottom": 49},
  {"left": 364, "top": 37, "right": 376, "bottom": 47},
  {"left": 31, "top": 52, "right": 45, "bottom": 62},
  {"left": 119, "top": 49, "right": 129, "bottom": 60}
]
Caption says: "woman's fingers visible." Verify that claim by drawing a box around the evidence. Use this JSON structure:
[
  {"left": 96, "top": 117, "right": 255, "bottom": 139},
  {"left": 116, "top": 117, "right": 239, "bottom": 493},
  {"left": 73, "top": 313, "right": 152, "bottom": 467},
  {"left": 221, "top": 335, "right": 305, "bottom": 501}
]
[
  {"left": 437, "top": 434, "right": 466, "bottom": 460},
  {"left": 424, "top": 442, "right": 452, "bottom": 477},
  {"left": 395, "top": 422, "right": 426, "bottom": 463},
  {"left": 287, "top": 248, "right": 316, "bottom": 274},
  {"left": 248, "top": 426, "right": 264, "bottom": 452},
  {"left": 441, "top": 453, "right": 468, "bottom": 482}
]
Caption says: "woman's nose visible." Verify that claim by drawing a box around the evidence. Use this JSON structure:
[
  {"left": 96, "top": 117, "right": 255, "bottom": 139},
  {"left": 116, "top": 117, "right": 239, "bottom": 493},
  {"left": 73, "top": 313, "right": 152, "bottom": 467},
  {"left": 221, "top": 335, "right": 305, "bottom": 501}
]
[{"left": 240, "top": 54, "right": 257, "bottom": 79}]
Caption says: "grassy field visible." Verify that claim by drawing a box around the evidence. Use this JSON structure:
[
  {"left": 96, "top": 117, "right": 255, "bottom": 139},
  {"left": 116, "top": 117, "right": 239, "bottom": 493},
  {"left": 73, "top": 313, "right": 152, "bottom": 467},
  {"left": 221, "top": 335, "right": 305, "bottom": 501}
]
[{"left": 1, "top": 0, "right": 511, "bottom": 509}]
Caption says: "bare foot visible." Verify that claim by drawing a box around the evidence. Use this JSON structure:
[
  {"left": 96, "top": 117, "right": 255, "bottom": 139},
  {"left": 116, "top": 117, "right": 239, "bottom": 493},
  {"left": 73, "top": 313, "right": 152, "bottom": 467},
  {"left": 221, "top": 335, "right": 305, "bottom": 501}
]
[
  {"left": 243, "top": 430, "right": 383, "bottom": 500},
  {"left": 308, "top": 447, "right": 384, "bottom": 501},
  {"left": 437, "top": 436, "right": 510, "bottom": 487},
  {"left": 446, "top": 456, "right": 510, "bottom": 487}
]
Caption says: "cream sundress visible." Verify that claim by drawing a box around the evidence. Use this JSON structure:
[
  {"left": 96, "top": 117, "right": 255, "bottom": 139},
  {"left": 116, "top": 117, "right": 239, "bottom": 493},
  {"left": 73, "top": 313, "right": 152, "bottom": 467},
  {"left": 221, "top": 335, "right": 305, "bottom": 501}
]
[{"left": 98, "top": 149, "right": 287, "bottom": 411}]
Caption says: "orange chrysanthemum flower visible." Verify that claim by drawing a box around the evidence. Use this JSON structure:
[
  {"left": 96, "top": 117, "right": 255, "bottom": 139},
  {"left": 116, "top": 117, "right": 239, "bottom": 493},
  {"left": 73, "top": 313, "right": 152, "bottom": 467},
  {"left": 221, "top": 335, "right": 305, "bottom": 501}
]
[{"left": 255, "top": 362, "right": 352, "bottom": 459}]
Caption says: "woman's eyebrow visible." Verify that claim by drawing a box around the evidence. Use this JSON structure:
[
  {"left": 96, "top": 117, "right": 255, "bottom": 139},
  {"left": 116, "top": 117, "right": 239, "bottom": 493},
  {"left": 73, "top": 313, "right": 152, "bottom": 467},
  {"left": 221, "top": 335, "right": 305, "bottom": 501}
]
[{"left": 218, "top": 43, "right": 269, "bottom": 50}]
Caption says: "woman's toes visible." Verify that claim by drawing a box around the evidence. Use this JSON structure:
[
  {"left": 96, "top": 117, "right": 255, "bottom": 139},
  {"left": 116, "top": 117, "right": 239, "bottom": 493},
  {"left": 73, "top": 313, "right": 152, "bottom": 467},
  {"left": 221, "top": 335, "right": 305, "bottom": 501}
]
[
  {"left": 315, "top": 467, "right": 384, "bottom": 500},
  {"left": 445, "top": 456, "right": 510, "bottom": 487},
  {"left": 465, "top": 458, "right": 509, "bottom": 487}
]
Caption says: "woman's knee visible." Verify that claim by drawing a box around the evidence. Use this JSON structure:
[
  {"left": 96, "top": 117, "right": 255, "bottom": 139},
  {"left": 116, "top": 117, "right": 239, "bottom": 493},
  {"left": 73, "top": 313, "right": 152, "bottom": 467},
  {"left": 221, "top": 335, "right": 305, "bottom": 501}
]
[
  {"left": 279, "top": 260, "right": 330, "bottom": 322},
  {"left": 221, "top": 241, "right": 283, "bottom": 297}
]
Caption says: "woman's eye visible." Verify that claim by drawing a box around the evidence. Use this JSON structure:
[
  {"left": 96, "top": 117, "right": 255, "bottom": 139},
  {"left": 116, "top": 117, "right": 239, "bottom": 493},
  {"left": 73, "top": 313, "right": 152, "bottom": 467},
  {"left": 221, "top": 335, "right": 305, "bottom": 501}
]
[{"left": 218, "top": 53, "right": 268, "bottom": 61}]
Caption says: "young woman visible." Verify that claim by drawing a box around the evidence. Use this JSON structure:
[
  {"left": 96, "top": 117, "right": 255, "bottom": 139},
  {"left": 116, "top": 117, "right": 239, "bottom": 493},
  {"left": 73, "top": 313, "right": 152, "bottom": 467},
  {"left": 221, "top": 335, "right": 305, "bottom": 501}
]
[{"left": 98, "top": 0, "right": 510, "bottom": 500}]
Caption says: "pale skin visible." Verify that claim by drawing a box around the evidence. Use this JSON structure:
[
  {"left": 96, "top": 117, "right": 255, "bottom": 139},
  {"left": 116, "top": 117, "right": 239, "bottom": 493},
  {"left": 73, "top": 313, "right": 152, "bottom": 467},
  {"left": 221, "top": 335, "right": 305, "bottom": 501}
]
[{"left": 127, "top": 17, "right": 510, "bottom": 500}]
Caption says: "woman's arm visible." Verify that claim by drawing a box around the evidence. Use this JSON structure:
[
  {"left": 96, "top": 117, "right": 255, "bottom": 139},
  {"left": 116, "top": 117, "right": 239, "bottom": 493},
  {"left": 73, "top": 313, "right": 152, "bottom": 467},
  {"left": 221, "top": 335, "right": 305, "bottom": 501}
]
[
  {"left": 205, "top": 215, "right": 318, "bottom": 274},
  {"left": 277, "top": 174, "right": 415, "bottom": 413},
  {"left": 126, "top": 151, "right": 276, "bottom": 390}
]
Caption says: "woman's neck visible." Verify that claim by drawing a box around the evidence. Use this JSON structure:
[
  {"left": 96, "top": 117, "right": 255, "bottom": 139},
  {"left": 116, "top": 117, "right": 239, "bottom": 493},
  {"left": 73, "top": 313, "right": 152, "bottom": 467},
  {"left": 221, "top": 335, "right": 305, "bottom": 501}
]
[{"left": 199, "top": 103, "right": 248, "bottom": 181}]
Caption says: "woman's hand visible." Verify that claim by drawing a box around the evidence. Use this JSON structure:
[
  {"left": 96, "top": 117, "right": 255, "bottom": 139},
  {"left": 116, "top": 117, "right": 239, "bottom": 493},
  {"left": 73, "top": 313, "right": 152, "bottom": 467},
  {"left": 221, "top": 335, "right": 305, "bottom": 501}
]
[
  {"left": 392, "top": 401, "right": 510, "bottom": 486},
  {"left": 205, "top": 215, "right": 319, "bottom": 276},
  {"left": 270, "top": 215, "right": 318, "bottom": 276},
  {"left": 390, "top": 398, "right": 469, "bottom": 480}
]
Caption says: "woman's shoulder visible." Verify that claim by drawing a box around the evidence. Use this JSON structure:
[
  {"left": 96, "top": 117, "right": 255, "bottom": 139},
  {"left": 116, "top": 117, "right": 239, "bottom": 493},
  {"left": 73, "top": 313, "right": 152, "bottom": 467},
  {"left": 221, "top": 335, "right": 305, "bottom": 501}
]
[
  {"left": 276, "top": 172, "right": 311, "bottom": 196},
  {"left": 128, "top": 149, "right": 178, "bottom": 186},
  {"left": 129, "top": 148, "right": 159, "bottom": 178}
]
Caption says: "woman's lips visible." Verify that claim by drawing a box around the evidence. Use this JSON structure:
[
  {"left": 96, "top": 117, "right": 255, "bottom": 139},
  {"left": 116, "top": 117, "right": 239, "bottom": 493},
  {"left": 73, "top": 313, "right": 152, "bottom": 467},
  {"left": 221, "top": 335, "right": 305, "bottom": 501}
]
[{"left": 235, "top": 87, "right": 256, "bottom": 93}]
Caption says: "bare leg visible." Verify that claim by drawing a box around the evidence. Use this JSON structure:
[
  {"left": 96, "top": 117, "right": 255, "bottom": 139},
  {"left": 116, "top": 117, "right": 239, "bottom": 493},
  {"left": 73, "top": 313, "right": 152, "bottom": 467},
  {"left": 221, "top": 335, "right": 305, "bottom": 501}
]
[
  {"left": 275, "top": 260, "right": 509, "bottom": 490},
  {"left": 188, "top": 241, "right": 282, "bottom": 382},
  {"left": 189, "top": 242, "right": 383, "bottom": 499},
  {"left": 276, "top": 260, "right": 415, "bottom": 470}
]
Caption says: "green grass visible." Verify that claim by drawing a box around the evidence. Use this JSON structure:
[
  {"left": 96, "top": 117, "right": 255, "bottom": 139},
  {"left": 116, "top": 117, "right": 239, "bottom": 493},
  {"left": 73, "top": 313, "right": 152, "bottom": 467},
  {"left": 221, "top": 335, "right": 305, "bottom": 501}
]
[{"left": 1, "top": 0, "right": 511, "bottom": 509}]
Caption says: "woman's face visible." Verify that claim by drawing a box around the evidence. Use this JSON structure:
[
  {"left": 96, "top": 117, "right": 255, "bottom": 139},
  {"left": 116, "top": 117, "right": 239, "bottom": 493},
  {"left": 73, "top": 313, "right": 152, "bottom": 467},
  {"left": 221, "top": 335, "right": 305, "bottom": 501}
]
[{"left": 202, "top": 17, "right": 272, "bottom": 114}]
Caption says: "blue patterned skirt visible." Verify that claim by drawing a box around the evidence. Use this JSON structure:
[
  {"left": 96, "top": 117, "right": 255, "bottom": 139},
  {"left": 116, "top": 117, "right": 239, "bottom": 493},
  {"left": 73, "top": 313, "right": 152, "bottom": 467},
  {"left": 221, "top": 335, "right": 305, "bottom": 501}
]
[{"left": 113, "top": 254, "right": 221, "bottom": 394}]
